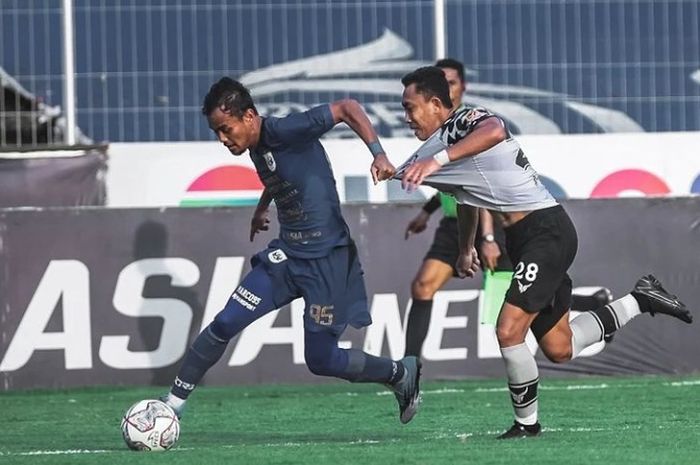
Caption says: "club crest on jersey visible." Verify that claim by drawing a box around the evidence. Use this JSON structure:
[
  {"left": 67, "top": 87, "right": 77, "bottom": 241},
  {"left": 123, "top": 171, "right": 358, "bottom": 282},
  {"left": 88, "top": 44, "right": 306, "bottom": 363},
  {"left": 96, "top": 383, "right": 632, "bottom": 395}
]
[
  {"left": 268, "top": 248, "right": 288, "bottom": 263},
  {"left": 465, "top": 108, "right": 488, "bottom": 123},
  {"left": 263, "top": 152, "right": 276, "bottom": 172}
]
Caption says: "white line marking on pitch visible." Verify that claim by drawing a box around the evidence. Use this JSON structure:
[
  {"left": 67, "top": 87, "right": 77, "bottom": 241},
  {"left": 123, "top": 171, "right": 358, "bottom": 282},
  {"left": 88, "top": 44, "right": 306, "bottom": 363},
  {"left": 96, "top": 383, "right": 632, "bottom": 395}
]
[
  {"left": 666, "top": 380, "right": 700, "bottom": 387},
  {"left": 3, "top": 421, "right": 698, "bottom": 457},
  {"left": 3, "top": 380, "right": 698, "bottom": 457},
  {"left": 373, "top": 379, "right": 700, "bottom": 396}
]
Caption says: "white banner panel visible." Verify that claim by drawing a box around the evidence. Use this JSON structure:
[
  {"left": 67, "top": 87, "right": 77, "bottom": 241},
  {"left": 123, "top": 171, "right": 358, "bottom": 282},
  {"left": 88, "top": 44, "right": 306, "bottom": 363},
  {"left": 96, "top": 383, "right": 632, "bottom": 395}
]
[{"left": 107, "top": 132, "right": 700, "bottom": 207}]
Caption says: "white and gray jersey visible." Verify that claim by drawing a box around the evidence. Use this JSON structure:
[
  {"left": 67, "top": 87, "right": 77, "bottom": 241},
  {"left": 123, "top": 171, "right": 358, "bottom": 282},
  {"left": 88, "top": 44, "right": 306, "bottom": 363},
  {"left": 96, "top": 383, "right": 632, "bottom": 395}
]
[{"left": 395, "top": 106, "right": 558, "bottom": 212}]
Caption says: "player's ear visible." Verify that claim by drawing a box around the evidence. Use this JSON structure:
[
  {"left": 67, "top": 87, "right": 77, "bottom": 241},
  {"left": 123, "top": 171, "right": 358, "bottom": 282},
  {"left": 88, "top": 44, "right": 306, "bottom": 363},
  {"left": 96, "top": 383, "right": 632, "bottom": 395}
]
[
  {"left": 430, "top": 95, "right": 443, "bottom": 113},
  {"left": 242, "top": 108, "right": 256, "bottom": 124}
]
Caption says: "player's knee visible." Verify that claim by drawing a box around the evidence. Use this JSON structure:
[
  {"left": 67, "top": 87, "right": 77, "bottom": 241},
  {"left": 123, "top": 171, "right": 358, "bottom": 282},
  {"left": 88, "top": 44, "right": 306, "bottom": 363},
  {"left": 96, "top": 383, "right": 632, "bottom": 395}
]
[
  {"left": 210, "top": 318, "right": 235, "bottom": 341},
  {"left": 411, "top": 277, "right": 438, "bottom": 300},
  {"left": 304, "top": 349, "right": 339, "bottom": 377},
  {"left": 211, "top": 309, "right": 246, "bottom": 341},
  {"left": 542, "top": 344, "right": 572, "bottom": 363},
  {"left": 496, "top": 322, "right": 526, "bottom": 347}
]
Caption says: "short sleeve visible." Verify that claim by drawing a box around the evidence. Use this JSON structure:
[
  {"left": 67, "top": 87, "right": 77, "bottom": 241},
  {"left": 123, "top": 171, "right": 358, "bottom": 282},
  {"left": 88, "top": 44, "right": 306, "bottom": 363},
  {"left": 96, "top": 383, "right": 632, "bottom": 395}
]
[
  {"left": 265, "top": 104, "right": 335, "bottom": 145},
  {"left": 456, "top": 107, "right": 503, "bottom": 133}
]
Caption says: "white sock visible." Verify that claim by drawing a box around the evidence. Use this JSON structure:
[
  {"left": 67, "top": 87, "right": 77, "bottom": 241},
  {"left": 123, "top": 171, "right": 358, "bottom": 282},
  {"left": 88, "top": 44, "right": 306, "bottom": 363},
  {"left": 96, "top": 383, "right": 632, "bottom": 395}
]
[
  {"left": 166, "top": 392, "right": 186, "bottom": 410},
  {"left": 501, "top": 343, "right": 539, "bottom": 425},
  {"left": 608, "top": 294, "right": 641, "bottom": 326},
  {"left": 570, "top": 294, "right": 642, "bottom": 358}
]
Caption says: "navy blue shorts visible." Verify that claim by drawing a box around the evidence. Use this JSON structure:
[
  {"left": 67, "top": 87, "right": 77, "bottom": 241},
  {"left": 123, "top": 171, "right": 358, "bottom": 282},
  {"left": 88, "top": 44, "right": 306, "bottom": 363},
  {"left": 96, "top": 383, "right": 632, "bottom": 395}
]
[{"left": 213, "top": 243, "right": 372, "bottom": 337}]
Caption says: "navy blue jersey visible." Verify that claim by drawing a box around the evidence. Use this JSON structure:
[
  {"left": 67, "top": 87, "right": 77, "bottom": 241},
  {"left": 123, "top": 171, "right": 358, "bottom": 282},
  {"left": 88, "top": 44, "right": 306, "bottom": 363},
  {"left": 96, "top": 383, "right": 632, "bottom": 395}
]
[{"left": 250, "top": 104, "right": 351, "bottom": 258}]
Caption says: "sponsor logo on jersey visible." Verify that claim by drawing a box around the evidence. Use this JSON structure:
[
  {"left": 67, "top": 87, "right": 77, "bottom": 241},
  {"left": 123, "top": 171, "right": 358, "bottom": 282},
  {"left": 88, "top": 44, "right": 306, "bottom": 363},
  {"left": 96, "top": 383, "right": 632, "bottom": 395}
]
[
  {"left": 517, "top": 281, "right": 533, "bottom": 293},
  {"left": 232, "top": 285, "right": 263, "bottom": 311}
]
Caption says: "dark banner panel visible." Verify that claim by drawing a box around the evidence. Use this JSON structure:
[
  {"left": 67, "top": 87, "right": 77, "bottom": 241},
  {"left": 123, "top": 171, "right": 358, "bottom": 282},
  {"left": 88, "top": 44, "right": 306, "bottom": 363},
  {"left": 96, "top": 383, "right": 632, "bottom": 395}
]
[
  {"left": 1, "top": 198, "right": 699, "bottom": 390},
  {"left": 0, "top": 149, "right": 107, "bottom": 207}
]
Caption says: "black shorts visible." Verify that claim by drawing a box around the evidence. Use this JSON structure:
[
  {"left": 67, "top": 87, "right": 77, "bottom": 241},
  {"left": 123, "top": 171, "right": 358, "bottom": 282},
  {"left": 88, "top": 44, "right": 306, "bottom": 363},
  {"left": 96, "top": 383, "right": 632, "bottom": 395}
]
[
  {"left": 425, "top": 216, "right": 511, "bottom": 274},
  {"left": 503, "top": 205, "right": 578, "bottom": 338}
]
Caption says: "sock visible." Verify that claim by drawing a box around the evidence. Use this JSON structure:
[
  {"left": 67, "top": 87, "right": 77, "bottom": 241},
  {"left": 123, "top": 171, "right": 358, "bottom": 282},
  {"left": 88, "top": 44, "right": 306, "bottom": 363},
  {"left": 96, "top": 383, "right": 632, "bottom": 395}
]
[
  {"left": 501, "top": 343, "right": 539, "bottom": 425},
  {"left": 572, "top": 295, "right": 640, "bottom": 351},
  {"left": 389, "top": 360, "right": 406, "bottom": 385},
  {"left": 170, "top": 325, "right": 229, "bottom": 399},
  {"left": 165, "top": 392, "right": 186, "bottom": 411},
  {"left": 344, "top": 349, "right": 404, "bottom": 384},
  {"left": 570, "top": 294, "right": 641, "bottom": 357},
  {"left": 570, "top": 311, "right": 604, "bottom": 358},
  {"left": 608, "top": 294, "right": 642, "bottom": 324},
  {"left": 571, "top": 294, "right": 599, "bottom": 312},
  {"left": 571, "top": 288, "right": 612, "bottom": 311},
  {"left": 404, "top": 299, "right": 433, "bottom": 357}
]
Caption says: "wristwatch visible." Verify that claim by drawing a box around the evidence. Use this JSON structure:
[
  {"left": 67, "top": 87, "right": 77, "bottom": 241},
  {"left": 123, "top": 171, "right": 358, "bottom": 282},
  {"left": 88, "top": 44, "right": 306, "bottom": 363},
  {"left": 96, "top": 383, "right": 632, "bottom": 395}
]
[{"left": 482, "top": 233, "right": 495, "bottom": 243}]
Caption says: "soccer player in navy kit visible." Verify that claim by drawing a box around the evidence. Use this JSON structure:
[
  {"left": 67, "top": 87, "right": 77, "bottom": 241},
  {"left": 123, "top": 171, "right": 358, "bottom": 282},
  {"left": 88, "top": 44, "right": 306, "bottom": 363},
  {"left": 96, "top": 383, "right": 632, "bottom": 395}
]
[
  {"left": 397, "top": 67, "right": 693, "bottom": 438},
  {"left": 162, "top": 77, "right": 421, "bottom": 424}
]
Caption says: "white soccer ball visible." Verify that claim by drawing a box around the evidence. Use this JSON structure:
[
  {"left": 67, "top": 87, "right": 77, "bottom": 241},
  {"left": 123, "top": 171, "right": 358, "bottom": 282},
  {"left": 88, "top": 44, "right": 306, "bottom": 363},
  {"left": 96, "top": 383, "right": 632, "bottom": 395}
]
[{"left": 121, "top": 399, "right": 180, "bottom": 451}]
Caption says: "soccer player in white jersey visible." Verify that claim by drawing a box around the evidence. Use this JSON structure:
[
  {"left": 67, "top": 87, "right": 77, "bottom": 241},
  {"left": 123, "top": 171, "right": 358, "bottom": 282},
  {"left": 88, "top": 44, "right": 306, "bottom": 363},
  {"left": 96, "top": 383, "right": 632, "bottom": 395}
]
[
  {"left": 396, "top": 66, "right": 693, "bottom": 439},
  {"left": 403, "top": 59, "right": 513, "bottom": 359}
]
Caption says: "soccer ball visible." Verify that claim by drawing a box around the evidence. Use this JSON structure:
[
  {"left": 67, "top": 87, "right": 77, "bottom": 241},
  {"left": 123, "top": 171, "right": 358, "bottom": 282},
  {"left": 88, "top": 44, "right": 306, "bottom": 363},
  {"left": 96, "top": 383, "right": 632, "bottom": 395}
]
[{"left": 121, "top": 399, "right": 180, "bottom": 451}]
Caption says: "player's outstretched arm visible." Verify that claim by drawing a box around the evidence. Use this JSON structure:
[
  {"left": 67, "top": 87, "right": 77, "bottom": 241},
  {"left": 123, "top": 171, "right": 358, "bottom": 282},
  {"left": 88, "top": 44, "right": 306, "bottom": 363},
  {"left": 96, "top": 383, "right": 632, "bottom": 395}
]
[
  {"left": 455, "top": 203, "right": 480, "bottom": 278},
  {"left": 329, "top": 99, "right": 395, "bottom": 184}
]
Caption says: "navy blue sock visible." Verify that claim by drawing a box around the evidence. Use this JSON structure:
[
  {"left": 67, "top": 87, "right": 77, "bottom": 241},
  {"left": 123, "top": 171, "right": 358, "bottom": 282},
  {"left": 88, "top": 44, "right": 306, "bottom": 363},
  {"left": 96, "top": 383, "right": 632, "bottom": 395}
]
[
  {"left": 345, "top": 350, "right": 404, "bottom": 384},
  {"left": 170, "top": 325, "right": 228, "bottom": 399},
  {"left": 304, "top": 331, "right": 403, "bottom": 384}
]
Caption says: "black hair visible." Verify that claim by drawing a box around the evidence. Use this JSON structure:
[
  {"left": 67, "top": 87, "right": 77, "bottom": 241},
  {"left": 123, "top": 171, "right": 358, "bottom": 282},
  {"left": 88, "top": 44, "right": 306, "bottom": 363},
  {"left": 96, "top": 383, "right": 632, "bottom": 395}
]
[
  {"left": 201, "top": 77, "right": 257, "bottom": 117},
  {"left": 435, "top": 58, "right": 466, "bottom": 84},
  {"left": 401, "top": 66, "right": 452, "bottom": 108}
]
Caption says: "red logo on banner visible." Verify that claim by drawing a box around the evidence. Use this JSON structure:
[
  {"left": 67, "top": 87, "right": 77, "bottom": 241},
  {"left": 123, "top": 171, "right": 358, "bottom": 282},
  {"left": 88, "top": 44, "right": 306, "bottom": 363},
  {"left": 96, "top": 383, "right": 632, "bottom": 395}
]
[
  {"left": 182, "top": 166, "right": 263, "bottom": 207},
  {"left": 590, "top": 169, "right": 671, "bottom": 198}
]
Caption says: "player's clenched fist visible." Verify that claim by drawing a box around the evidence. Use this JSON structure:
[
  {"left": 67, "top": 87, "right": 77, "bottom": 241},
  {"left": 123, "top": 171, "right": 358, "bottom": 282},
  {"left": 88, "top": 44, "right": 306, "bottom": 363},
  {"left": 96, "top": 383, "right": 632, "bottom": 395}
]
[
  {"left": 249, "top": 208, "right": 270, "bottom": 242},
  {"left": 370, "top": 153, "right": 396, "bottom": 184},
  {"left": 455, "top": 247, "right": 480, "bottom": 279}
]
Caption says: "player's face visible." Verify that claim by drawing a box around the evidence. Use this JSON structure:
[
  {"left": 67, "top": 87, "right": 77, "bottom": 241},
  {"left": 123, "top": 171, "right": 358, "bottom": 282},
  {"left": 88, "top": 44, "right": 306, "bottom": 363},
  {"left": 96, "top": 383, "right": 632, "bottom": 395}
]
[
  {"left": 402, "top": 84, "right": 446, "bottom": 141},
  {"left": 440, "top": 67, "right": 466, "bottom": 110},
  {"left": 207, "top": 107, "right": 256, "bottom": 156}
]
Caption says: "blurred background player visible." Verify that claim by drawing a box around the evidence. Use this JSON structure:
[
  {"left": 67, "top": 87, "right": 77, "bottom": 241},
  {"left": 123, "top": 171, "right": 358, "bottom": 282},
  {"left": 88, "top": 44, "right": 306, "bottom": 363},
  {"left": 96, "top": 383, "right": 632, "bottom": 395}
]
[
  {"left": 162, "top": 77, "right": 421, "bottom": 424},
  {"left": 397, "top": 66, "right": 693, "bottom": 438},
  {"left": 403, "top": 59, "right": 612, "bottom": 359}
]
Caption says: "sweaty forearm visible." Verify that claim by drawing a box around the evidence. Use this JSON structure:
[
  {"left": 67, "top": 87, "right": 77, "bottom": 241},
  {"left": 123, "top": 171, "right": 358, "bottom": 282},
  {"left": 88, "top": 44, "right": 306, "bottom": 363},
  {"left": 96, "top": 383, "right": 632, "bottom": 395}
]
[
  {"left": 256, "top": 188, "right": 273, "bottom": 212},
  {"left": 456, "top": 203, "right": 478, "bottom": 252},
  {"left": 479, "top": 208, "right": 495, "bottom": 236},
  {"left": 340, "top": 101, "right": 383, "bottom": 149}
]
